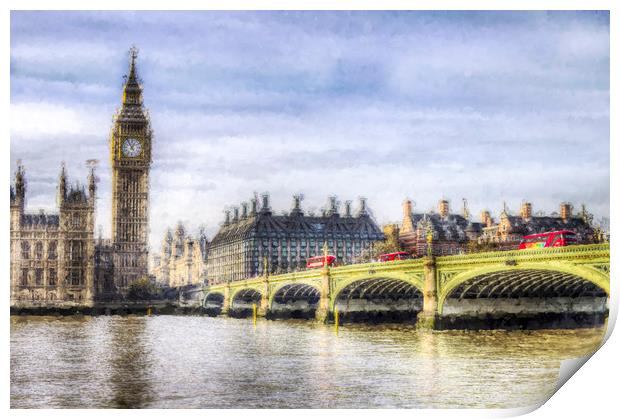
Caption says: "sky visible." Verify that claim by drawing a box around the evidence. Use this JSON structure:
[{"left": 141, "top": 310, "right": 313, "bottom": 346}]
[{"left": 10, "top": 11, "right": 610, "bottom": 251}]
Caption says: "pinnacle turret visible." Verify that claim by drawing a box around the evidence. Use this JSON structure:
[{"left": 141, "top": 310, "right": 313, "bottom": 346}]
[
  {"left": 12, "top": 163, "right": 26, "bottom": 207},
  {"left": 88, "top": 165, "right": 96, "bottom": 205},
  {"left": 57, "top": 163, "right": 66, "bottom": 205}
]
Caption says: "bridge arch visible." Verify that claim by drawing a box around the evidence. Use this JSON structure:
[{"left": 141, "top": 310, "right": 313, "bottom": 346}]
[
  {"left": 203, "top": 292, "right": 225, "bottom": 316},
  {"left": 229, "top": 288, "right": 263, "bottom": 317},
  {"left": 437, "top": 263, "right": 609, "bottom": 327},
  {"left": 269, "top": 282, "right": 321, "bottom": 319},
  {"left": 231, "top": 288, "right": 262, "bottom": 305},
  {"left": 330, "top": 273, "right": 424, "bottom": 323}
]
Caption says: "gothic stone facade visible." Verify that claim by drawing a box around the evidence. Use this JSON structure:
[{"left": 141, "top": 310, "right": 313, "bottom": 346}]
[
  {"left": 206, "top": 195, "right": 385, "bottom": 285},
  {"left": 10, "top": 48, "right": 154, "bottom": 307},
  {"left": 152, "top": 222, "right": 208, "bottom": 287},
  {"left": 10, "top": 165, "right": 96, "bottom": 307}
]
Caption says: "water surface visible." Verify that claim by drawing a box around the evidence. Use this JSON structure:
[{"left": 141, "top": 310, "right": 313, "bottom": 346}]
[{"left": 10, "top": 315, "right": 605, "bottom": 408}]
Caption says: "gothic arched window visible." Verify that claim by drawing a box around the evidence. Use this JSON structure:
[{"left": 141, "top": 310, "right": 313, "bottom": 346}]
[
  {"left": 20, "top": 268, "right": 29, "bottom": 286},
  {"left": 71, "top": 213, "right": 80, "bottom": 228},
  {"left": 48, "top": 241, "right": 57, "bottom": 260},
  {"left": 35, "top": 242, "right": 43, "bottom": 260},
  {"left": 35, "top": 268, "right": 43, "bottom": 286},
  {"left": 48, "top": 268, "right": 57, "bottom": 286},
  {"left": 21, "top": 242, "right": 30, "bottom": 260}
]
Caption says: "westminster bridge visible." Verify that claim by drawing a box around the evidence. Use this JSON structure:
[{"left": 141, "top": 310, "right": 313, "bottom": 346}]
[{"left": 202, "top": 244, "right": 610, "bottom": 328}]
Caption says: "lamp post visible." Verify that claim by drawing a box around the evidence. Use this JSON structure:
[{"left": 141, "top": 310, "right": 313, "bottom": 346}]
[{"left": 426, "top": 225, "right": 434, "bottom": 257}]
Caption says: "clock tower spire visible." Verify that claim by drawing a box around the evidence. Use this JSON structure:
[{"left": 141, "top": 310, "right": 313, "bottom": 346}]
[{"left": 110, "top": 46, "right": 152, "bottom": 295}]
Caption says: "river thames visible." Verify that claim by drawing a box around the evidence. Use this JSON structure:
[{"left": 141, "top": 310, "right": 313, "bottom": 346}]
[{"left": 10, "top": 315, "right": 605, "bottom": 409}]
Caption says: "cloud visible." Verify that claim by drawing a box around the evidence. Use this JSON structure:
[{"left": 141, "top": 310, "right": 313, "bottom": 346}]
[{"left": 10, "top": 11, "right": 610, "bottom": 251}]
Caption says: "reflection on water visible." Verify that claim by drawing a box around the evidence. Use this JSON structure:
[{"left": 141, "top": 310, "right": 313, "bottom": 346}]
[{"left": 10, "top": 315, "right": 605, "bottom": 409}]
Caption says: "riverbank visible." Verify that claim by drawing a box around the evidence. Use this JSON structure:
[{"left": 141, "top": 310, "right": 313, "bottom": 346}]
[
  {"left": 10, "top": 302, "right": 206, "bottom": 316},
  {"left": 10, "top": 304, "right": 609, "bottom": 331}
]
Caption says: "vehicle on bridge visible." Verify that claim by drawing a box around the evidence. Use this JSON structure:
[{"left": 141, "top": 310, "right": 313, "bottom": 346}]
[
  {"left": 378, "top": 252, "right": 411, "bottom": 262},
  {"left": 306, "top": 255, "right": 336, "bottom": 269},
  {"left": 518, "top": 230, "right": 578, "bottom": 250}
]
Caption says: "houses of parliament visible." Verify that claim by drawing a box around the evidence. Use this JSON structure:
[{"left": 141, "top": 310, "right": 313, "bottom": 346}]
[{"left": 10, "top": 47, "right": 152, "bottom": 307}]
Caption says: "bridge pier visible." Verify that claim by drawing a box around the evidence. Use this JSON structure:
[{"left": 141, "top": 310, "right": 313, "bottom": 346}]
[
  {"left": 257, "top": 279, "right": 269, "bottom": 317},
  {"left": 417, "top": 256, "right": 439, "bottom": 329},
  {"left": 221, "top": 284, "right": 231, "bottom": 316},
  {"left": 315, "top": 268, "right": 331, "bottom": 323}
]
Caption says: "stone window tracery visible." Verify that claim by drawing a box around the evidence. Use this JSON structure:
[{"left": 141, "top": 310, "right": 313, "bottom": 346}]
[
  {"left": 21, "top": 242, "right": 30, "bottom": 260},
  {"left": 20, "top": 268, "right": 29, "bottom": 286},
  {"left": 35, "top": 242, "right": 43, "bottom": 260},
  {"left": 48, "top": 241, "right": 57, "bottom": 259},
  {"left": 49, "top": 268, "right": 57, "bottom": 286},
  {"left": 35, "top": 268, "right": 43, "bottom": 286}
]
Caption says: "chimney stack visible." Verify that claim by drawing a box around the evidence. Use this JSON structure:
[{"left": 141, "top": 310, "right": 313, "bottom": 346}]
[
  {"left": 261, "top": 193, "right": 270, "bottom": 213},
  {"left": 328, "top": 196, "right": 339, "bottom": 216},
  {"left": 560, "top": 202, "right": 572, "bottom": 221},
  {"left": 241, "top": 202, "right": 248, "bottom": 219},
  {"left": 520, "top": 201, "right": 532, "bottom": 219},
  {"left": 291, "top": 194, "right": 303, "bottom": 215},
  {"left": 403, "top": 199, "right": 412, "bottom": 217},
  {"left": 344, "top": 200, "right": 353, "bottom": 217},
  {"left": 232, "top": 207, "right": 239, "bottom": 222},
  {"left": 250, "top": 197, "right": 257, "bottom": 215},
  {"left": 480, "top": 210, "right": 492, "bottom": 227},
  {"left": 358, "top": 197, "right": 368, "bottom": 216},
  {"left": 402, "top": 199, "right": 414, "bottom": 233},
  {"left": 438, "top": 199, "right": 449, "bottom": 217}
]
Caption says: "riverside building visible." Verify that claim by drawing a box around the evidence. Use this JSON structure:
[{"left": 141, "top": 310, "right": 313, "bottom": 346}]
[
  {"left": 151, "top": 222, "right": 208, "bottom": 287},
  {"left": 478, "top": 201, "right": 596, "bottom": 246},
  {"left": 398, "top": 198, "right": 597, "bottom": 256},
  {"left": 10, "top": 164, "right": 97, "bottom": 306},
  {"left": 399, "top": 199, "right": 483, "bottom": 256},
  {"left": 10, "top": 47, "right": 154, "bottom": 308},
  {"left": 206, "top": 194, "right": 385, "bottom": 285}
]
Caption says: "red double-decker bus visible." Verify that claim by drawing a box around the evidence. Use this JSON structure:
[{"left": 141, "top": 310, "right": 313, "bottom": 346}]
[
  {"left": 306, "top": 255, "right": 336, "bottom": 269},
  {"left": 518, "top": 230, "right": 578, "bottom": 250},
  {"left": 378, "top": 252, "right": 411, "bottom": 262}
]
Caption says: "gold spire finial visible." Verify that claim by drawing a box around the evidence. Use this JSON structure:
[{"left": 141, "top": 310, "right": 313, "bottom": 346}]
[
  {"left": 125, "top": 46, "right": 140, "bottom": 85},
  {"left": 129, "top": 45, "right": 139, "bottom": 62}
]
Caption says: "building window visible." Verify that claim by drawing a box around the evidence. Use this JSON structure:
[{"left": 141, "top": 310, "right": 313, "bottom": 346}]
[
  {"left": 49, "top": 269, "right": 57, "bottom": 286},
  {"left": 35, "top": 242, "right": 43, "bottom": 260},
  {"left": 20, "top": 268, "right": 29, "bottom": 286},
  {"left": 70, "top": 269, "right": 83, "bottom": 286},
  {"left": 70, "top": 241, "right": 83, "bottom": 261},
  {"left": 21, "top": 242, "right": 30, "bottom": 260},
  {"left": 72, "top": 213, "right": 81, "bottom": 228},
  {"left": 35, "top": 268, "right": 43, "bottom": 286},
  {"left": 48, "top": 241, "right": 57, "bottom": 260}
]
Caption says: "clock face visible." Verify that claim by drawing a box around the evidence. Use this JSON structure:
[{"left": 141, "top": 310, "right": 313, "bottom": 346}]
[{"left": 122, "top": 138, "right": 142, "bottom": 158}]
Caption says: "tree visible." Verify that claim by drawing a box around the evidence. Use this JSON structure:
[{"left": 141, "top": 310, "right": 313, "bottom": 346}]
[
  {"left": 357, "top": 236, "right": 406, "bottom": 262},
  {"left": 127, "top": 277, "right": 161, "bottom": 301},
  {"left": 466, "top": 240, "right": 502, "bottom": 254}
]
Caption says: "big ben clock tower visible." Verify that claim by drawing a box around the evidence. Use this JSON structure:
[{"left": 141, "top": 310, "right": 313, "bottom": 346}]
[{"left": 110, "top": 46, "right": 152, "bottom": 294}]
